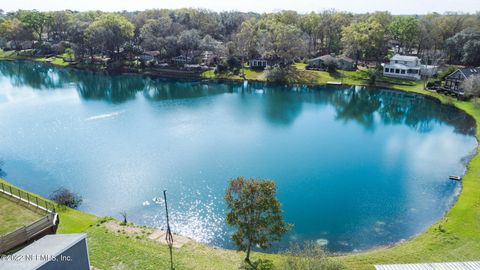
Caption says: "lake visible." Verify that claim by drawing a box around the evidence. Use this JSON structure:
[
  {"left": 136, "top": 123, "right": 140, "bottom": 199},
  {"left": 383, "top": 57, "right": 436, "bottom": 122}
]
[{"left": 0, "top": 60, "right": 476, "bottom": 252}]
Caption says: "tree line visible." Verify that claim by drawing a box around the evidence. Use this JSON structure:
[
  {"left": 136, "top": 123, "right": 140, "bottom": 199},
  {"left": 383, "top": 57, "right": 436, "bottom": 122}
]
[{"left": 0, "top": 9, "right": 479, "bottom": 68}]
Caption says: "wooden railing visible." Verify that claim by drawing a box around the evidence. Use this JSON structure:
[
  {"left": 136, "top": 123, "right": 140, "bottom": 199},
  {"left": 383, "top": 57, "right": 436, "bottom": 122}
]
[
  {"left": 0, "top": 181, "right": 56, "bottom": 213},
  {"left": 0, "top": 213, "right": 59, "bottom": 254},
  {"left": 0, "top": 181, "right": 59, "bottom": 254}
]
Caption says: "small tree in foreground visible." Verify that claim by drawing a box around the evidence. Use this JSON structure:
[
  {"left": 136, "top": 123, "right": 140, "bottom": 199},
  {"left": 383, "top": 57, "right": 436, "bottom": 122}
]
[
  {"left": 282, "top": 241, "right": 345, "bottom": 270},
  {"left": 225, "top": 177, "right": 291, "bottom": 264},
  {"left": 50, "top": 187, "right": 83, "bottom": 209}
]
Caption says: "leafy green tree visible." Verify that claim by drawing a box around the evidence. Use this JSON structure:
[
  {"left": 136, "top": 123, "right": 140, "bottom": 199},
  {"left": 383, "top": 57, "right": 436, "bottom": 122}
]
[
  {"left": 236, "top": 19, "right": 258, "bottom": 76},
  {"left": 16, "top": 10, "right": 50, "bottom": 41},
  {"left": 225, "top": 177, "right": 291, "bottom": 264},
  {"left": 178, "top": 29, "right": 200, "bottom": 59},
  {"left": 86, "top": 13, "right": 134, "bottom": 59},
  {"left": 341, "top": 19, "right": 384, "bottom": 66},
  {"left": 140, "top": 17, "right": 173, "bottom": 51},
  {"left": 47, "top": 10, "right": 73, "bottom": 41},
  {"left": 389, "top": 16, "right": 419, "bottom": 53},
  {"left": 257, "top": 20, "right": 306, "bottom": 64},
  {"left": 299, "top": 12, "right": 321, "bottom": 55},
  {"left": 265, "top": 65, "right": 290, "bottom": 83},
  {"left": 446, "top": 28, "right": 480, "bottom": 66},
  {"left": 0, "top": 18, "right": 33, "bottom": 49}
]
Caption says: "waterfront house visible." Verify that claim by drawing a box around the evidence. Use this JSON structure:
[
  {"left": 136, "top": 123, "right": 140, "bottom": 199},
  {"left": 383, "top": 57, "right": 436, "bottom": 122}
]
[
  {"left": 383, "top": 54, "right": 439, "bottom": 80},
  {"left": 307, "top": 54, "right": 355, "bottom": 71},
  {"left": 171, "top": 55, "right": 193, "bottom": 65},
  {"left": 336, "top": 56, "right": 356, "bottom": 70},
  {"left": 383, "top": 54, "right": 422, "bottom": 80},
  {"left": 139, "top": 51, "right": 160, "bottom": 63},
  {"left": 201, "top": 51, "right": 216, "bottom": 66},
  {"left": 249, "top": 58, "right": 270, "bottom": 69},
  {"left": 443, "top": 68, "right": 480, "bottom": 94}
]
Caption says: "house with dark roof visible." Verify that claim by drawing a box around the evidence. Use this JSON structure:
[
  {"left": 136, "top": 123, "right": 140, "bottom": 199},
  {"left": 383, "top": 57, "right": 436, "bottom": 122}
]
[
  {"left": 306, "top": 54, "right": 355, "bottom": 71},
  {"left": 249, "top": 58, "right": 271, "bottom": 69},
  {"left": 443, "top": 68, "right": 480, "bottom": 94}
]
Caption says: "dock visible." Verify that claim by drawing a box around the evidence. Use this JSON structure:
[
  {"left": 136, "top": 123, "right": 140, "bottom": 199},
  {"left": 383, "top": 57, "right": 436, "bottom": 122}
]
[
  {"left": 449, "top": 175, "right": 462, "bottom": 181},
  {"left": 327, "top": 81, "right": 342, "bottom": 85}
]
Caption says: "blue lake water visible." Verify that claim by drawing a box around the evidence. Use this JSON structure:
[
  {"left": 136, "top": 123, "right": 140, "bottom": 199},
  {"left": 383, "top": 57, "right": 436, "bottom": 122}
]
[{"left": 0, "top": 61, "right": 476, "bottom": 252}]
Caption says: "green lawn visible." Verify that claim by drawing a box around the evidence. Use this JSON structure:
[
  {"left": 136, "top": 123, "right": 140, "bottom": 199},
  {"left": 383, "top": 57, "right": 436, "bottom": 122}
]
[
  {"left": 0, "top": 58, "right": 479, "bottom": 269},
  {"left": 0, "top": 50, "right": 70, "bottom": 67},
  {"left": 0, "top": 194, "right": 44, "bottom": 235}
]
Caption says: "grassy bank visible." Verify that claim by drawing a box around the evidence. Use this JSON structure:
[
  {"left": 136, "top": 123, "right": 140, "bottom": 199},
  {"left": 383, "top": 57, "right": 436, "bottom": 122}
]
[
  {"left": 0, "top": 58, "right": 479, "bottom": 269},
  {"left": 0, "top": 195, "right": 44, "bottom": 235},
  {"left": 0, "top": 50, "right": 71, "bottom": 67}
]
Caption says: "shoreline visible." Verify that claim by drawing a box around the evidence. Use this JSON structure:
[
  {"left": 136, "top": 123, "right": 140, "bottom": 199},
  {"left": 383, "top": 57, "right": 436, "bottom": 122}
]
[{"left": 0, "top": 58, "right": 479, "bottom": 268}]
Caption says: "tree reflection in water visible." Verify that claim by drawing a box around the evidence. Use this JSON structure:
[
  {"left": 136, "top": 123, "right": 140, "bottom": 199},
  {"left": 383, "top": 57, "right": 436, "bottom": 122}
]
[{"left": 0, "top": 61, "right": 474, "bottom": 136}]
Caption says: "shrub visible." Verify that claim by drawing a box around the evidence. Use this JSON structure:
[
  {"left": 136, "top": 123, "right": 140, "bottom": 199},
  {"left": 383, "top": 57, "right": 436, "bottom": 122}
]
[
  {"left": 281, "top": 241, "right": 345, "bottom": 270},
  {"left": 265, "top": 65, "right": 290, "bottom": 83},
  {"left": 323, "top": 58, "right": 338, "bottom": 73},
  {"left": 438, "top": 65, "right": 458, "bottom": 80},
  {"left": 50, "top": 187, "right": 83, "bottom": 209},
  {"left": 366, "top": 67, "right": 382, "bottom": 86}
]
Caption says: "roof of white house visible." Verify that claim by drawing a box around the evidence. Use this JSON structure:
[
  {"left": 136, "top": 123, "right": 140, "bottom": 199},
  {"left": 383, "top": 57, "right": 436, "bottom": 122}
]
[{"left": 391, "top": 54, "right": 420, "bottom": 62}]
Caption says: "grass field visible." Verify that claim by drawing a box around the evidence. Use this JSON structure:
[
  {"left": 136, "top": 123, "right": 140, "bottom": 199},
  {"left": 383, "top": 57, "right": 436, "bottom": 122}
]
[
  {"left": 0, "top": 50, "right": 70, "bottom": 67},
  {"left": 0, "top": 195, "right": 44, "bottom": 235},
  {"left": 0, "top": 58, "right": 479, "bottom": 269}
]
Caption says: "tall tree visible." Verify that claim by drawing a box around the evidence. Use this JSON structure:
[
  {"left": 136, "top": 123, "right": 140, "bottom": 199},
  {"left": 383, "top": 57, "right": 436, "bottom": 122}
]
[
  {"left": 16, "top": 10, "right": 50, "bottom": 41},
  {"left": 178, "top": 29, "right": 200, "bottom": 59},
  {"left": 0, "top": 18, "right": 33, "bottom": 49},
  {"left": 257, "top": 19, "right": 307, "bottom": 63},
  {"left": 47, "top": 11, "right": 73, "bottom": 41},
  {"left": 140, "top": 17, "right": 173, "bottom": 52},
  {"left": 86, "top": 13, "right": 134, "bottom": 59},
  {"left": 236, "top": 19, "right": 258, "bottom": 75},
  {"left": 225, "top": 177, "right": 291, "bottom": 264},
  {"left": 389, "top": 16, "right": 419, "bottom": 53},
  {"left": 446, "top": 27, "right": 480, "bottom": 66},
  {"left": 341, "top": 19, "right": 384, "bottom": 66}
]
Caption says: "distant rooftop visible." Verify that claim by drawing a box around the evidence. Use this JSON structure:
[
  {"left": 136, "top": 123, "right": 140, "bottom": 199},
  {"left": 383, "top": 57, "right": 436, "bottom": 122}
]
[{"left": 391, "top": 54, "right": 420, "bottom": 62}]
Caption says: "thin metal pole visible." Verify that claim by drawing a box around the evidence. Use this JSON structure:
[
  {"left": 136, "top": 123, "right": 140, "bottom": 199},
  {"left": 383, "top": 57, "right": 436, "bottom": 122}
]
[{"left": 163, "top": 190, "right": 174, "bottom": 270}]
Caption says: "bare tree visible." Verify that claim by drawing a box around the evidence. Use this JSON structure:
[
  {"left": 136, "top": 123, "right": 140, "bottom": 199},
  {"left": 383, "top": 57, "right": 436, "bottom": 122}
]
[{"left": 120, "top": 211, "right": 128, "bottom": 225}]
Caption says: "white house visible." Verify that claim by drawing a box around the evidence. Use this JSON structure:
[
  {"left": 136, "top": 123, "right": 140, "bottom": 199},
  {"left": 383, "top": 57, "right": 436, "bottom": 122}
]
[{"left": 383, "top": 54, "right": 439, "bottom": 80}]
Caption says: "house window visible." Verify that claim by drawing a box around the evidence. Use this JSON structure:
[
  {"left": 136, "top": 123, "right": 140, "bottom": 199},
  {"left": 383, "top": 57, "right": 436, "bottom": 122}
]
[
  {"left": 395, "top": 60, "right": 398, "bottom": 64},
  {"left": 401, "top": 70, "right": 406, "bottom": 74},
  {"left": 385, "top": 68, "right": 389, "bottom": 73},
  {"left": 395, "top": 69, "right": 400, "bottom": 74}
]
